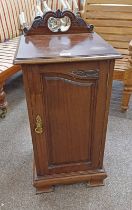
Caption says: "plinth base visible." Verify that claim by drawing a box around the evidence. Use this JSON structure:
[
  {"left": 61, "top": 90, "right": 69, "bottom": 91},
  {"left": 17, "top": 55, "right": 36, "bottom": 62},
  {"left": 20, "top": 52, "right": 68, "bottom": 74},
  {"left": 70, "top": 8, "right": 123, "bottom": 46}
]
[
  {"left": 36, "top": 186, "right": 54, "bottom": 194},
  {"left": 33, "top": 164, "right": 107, "bottom": 194}
]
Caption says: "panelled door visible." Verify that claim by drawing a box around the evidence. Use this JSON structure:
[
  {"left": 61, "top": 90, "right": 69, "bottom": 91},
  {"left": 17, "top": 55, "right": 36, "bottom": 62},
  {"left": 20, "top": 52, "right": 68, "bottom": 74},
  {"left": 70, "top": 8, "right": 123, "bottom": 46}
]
[{"left": 23, "top": 60, "right": 112, "bottom": 176}]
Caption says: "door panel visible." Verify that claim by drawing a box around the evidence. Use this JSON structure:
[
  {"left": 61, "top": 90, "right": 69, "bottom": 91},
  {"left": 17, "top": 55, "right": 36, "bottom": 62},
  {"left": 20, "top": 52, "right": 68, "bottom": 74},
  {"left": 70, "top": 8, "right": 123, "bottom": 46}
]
[
  {"left": 41, "top": 71, "right": 98, "bottom": 173},
  {"left": 22, "top": 60, "right": 113, "bottom": 177}
]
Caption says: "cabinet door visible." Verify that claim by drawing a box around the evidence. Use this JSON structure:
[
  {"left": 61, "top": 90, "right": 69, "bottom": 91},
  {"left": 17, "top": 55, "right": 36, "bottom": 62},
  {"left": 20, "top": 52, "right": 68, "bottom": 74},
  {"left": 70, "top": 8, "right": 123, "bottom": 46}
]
[{"left": 23, "top": 61, "right": 113, "bottom": 176}]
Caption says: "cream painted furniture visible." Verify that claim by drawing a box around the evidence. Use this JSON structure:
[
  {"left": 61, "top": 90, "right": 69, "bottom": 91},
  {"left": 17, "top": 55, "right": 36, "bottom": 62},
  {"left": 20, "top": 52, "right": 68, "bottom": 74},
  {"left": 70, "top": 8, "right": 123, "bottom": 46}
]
[
  {"left": 0, "top": 0, "right": 37, "bottom": 118},
  {"left": 82, "top": 0, "right": 132, "bottom": 111}
]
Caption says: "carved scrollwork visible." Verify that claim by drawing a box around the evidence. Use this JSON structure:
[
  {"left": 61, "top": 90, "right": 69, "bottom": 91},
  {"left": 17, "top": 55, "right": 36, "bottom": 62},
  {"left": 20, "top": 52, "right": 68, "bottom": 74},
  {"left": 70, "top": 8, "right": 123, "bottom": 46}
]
[
  {"left": 45, "top": 76, "right": 93, "bottom": 86},
  {"left": 24, "top": 9, "right": 94, "bottom": 36},
  {"left": 0, "top": 107, "right": 7, "bottom": 119},
  {"left": 0, "top": 83, "right": 7, "bottom": 118},
  {"left": 71, "top": 70, "right": 99, "bottom": 79}
]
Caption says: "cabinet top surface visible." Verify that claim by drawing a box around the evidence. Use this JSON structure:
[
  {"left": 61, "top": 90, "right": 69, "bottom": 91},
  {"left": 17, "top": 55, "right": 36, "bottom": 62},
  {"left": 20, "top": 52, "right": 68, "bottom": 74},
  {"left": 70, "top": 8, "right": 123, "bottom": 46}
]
[{"left": 14, "top": 32, "right": 121, "bottom": 64}]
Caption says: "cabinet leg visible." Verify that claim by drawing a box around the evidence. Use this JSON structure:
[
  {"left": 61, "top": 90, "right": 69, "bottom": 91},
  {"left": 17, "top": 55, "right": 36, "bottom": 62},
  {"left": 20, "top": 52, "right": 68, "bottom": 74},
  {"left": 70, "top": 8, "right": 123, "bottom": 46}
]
[
  {"left": 87, "top": 178, "right": 105, "bottom": 187},
  {"left": 0, "top": 83, "right": 7, "bottom": 118},
  {"left": 35, "top": 185, "right": 54, "bottom": 194},
  {"left": 121, "top": 86, "right": 132, "bottom": 111}
]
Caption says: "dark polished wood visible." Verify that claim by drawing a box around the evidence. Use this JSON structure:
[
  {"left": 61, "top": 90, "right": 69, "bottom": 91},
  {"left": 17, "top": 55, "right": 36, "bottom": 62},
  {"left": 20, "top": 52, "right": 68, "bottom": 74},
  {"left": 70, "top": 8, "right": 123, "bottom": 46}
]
[
  {"left": 20, "top": 58, "right": 115, "bottom": 193},
  {"left": 14, "top": 19, "right": 121, "bottom": 193},
  {"left": 0, "top": 82, "right": 7, "bottom": 118},
  {"left": 22, "top": 58, "right": 115, "bottom": 173},
  {"left": 24, "top": 10, "right": 94, "bottom": 36},
  {"left": 14, "top": 33, "right": 121, "bottom": 64}
]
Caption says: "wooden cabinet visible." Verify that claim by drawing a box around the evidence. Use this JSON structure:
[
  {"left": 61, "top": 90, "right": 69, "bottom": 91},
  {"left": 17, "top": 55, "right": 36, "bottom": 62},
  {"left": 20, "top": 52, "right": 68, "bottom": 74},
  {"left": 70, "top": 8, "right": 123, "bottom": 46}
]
[
  {"left": 22, "top": 59, "right": 114, "bottom": 193},
  {"left": 14, "top": 11, "right": 121, "bottom": 193}
]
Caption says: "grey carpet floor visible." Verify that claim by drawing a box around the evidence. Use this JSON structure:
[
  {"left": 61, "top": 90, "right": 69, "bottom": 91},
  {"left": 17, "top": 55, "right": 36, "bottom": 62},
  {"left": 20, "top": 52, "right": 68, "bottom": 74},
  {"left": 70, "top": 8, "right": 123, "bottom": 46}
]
[{"left": 0, "top": 73, "right": 132, "bottom": 210}]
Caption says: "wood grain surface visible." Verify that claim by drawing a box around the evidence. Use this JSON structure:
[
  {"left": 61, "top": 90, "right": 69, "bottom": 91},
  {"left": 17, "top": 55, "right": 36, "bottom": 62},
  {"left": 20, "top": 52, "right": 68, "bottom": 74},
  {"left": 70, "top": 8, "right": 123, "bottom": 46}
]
[{"left": 14, "top": 32, "right": 121, "bottom": 64}]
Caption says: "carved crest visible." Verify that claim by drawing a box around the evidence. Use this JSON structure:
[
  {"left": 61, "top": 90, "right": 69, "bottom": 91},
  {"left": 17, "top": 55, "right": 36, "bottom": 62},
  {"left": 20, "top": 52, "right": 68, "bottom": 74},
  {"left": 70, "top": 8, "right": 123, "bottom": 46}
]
[
  {"left": 71, "top": 70, "right": 99, "bottom": 79},
  {"left": 24, "top": 10, "right": 94, "bottom": 35}
]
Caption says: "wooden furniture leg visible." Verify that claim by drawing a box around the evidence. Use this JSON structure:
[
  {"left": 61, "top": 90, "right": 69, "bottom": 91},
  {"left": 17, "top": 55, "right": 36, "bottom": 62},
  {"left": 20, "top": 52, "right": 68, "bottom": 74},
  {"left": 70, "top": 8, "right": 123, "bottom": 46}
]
[
  {"left": 35, "top": 186, "right": 54, "bottom": 194},
  {"left": 121, "top": 41, "right": 132, "bottom": 111},
  {"left": 0, "top": 82, "right": 7, "bottom": 118},
  {"left": 121, "top": 86, "right": 132, "bottom": 111},
  {"left": 87, "top": 173, "right": 107, "bottom": 187},
  {"left": 88, "top": 179, "right": 104, "bottom": 187}
]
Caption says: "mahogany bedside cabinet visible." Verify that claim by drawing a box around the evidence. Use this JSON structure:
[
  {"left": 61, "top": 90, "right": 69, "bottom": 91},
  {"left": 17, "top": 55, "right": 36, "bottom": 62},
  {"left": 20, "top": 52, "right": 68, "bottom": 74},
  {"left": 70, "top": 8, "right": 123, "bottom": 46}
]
[{"left": 14, "top": 10, "right": 121, "bottom": 193}]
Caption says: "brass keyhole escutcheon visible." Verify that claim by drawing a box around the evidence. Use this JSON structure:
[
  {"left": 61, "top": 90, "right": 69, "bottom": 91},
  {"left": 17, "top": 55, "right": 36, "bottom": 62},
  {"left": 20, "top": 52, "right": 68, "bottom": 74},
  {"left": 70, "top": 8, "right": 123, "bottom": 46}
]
[{"left": 35, "top": 115, "right": 43, "bottom": 134}]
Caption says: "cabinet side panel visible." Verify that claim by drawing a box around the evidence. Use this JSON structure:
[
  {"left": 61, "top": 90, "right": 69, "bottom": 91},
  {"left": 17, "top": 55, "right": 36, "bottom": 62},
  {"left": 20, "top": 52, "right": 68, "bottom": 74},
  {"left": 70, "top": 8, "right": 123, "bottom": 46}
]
[
  {"left": 91, "top": 60, "right": 115, "bottom": 169},
  {"left": 98, "top": 60, "right": 115, "bottom": 167}
]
